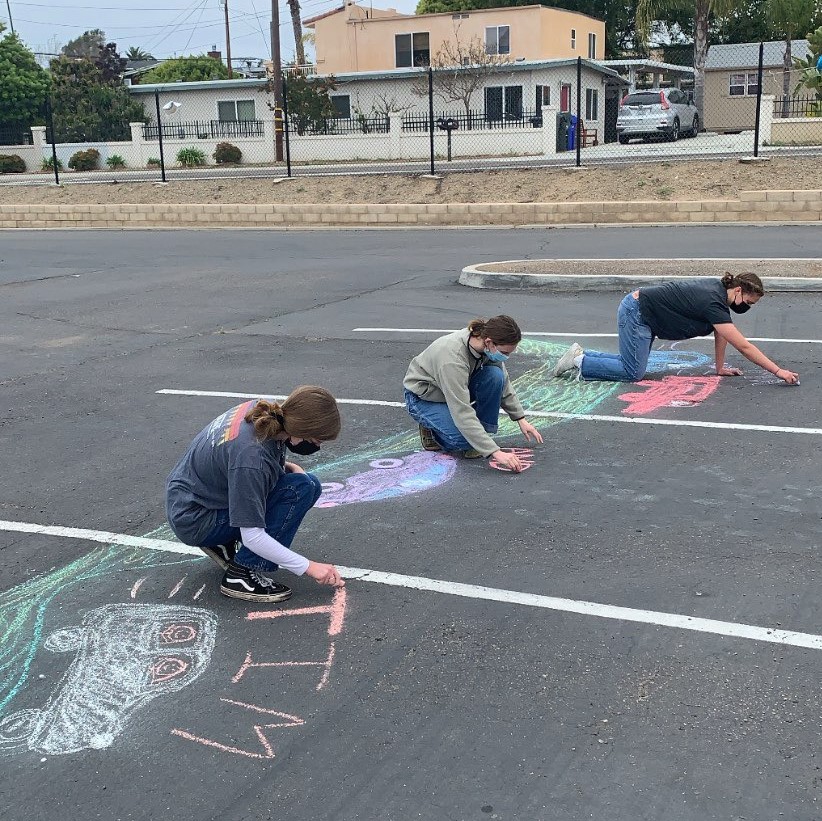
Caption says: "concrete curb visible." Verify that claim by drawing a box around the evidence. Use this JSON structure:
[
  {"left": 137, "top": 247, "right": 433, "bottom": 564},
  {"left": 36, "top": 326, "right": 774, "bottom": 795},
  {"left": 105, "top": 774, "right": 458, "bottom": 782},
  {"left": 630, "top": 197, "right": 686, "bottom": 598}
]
[{"left": 460, "top": 258, "right": 822, "bottom": 291}]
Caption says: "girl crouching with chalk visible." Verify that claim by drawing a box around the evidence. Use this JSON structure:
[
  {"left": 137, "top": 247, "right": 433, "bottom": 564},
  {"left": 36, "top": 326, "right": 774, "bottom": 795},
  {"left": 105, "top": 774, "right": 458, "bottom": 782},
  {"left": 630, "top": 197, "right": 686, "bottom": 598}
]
[{"left": 166, "top": 386, "right": 344, "bottom": 603}]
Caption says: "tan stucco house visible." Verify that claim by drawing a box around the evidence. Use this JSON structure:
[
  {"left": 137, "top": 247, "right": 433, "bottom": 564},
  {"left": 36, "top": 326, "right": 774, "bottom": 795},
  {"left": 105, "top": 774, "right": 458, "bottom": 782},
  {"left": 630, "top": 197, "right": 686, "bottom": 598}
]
[
  {"left": 304, "top": 2, "right": 605, "bottom": 74},
  {"left": 704, "top": 39, "right": 810, "bottom": 132}
]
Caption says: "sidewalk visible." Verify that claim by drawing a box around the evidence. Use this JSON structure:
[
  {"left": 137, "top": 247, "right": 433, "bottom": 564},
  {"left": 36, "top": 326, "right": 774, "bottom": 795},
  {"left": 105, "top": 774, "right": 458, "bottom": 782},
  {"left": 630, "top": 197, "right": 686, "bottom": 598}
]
[{"left": 460, "top": 258, "right": 822, "bottom": 291}]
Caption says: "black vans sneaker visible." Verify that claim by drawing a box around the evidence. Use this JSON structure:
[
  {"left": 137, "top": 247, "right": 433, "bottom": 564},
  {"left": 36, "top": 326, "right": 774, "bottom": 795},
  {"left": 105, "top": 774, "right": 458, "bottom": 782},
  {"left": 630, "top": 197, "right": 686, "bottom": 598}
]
[
  {"left": 220, "top": 561, "right": 292, "bottom": 603},
  {"left": 199, "top": 541, "right": 237, "bottom": 570}
]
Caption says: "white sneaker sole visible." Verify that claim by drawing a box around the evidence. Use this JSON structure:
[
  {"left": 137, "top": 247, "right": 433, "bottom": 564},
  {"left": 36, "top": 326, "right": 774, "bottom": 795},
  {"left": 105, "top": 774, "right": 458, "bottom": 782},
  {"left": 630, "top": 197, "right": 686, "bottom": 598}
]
[{"left": 219, "top": 585, "right": 292, "bottom": 603}]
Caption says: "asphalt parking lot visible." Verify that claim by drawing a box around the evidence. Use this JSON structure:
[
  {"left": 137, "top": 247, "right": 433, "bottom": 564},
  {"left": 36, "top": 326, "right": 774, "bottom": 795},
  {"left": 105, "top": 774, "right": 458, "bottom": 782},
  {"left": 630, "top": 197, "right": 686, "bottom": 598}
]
[{"left": 1, "top": 226, "right": 821, "bottom": 821}]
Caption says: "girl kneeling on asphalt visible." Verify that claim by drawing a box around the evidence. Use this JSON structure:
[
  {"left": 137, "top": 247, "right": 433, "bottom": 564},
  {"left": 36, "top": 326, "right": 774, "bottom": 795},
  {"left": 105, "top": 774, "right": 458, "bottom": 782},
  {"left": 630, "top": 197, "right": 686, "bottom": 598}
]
[
  {"left": 403, "top": 315, "right": 543, "bottom": 473},
  {"left": 553, "top": 272, "right": 799, "bottom": 385},
  {"left": 166, "top": 386, "right": 344, "bottom": 603}
]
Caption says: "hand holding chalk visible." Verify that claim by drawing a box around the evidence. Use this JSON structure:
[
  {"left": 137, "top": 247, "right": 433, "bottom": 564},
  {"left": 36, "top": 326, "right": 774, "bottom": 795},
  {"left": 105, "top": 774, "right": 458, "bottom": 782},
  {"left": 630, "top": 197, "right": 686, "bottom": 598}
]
[{"left": 775, "top": 367, "right": 800, "bottom": 385}]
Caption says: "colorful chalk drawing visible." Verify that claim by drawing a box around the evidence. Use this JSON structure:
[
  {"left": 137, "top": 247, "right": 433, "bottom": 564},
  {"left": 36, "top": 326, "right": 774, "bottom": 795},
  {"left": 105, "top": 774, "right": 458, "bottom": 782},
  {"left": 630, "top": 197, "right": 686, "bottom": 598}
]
[
  {"left": 316, "top": 452, "right": 457, "bottom": 507},
  {"left": 0, "top": 604, "right": 216, "bottom": 755},
  {"left": 618, "top": 376, "right": 721, "bottom": 416},
  {"left": 0, "top": 337, "right": 716, "bottom": 759}
]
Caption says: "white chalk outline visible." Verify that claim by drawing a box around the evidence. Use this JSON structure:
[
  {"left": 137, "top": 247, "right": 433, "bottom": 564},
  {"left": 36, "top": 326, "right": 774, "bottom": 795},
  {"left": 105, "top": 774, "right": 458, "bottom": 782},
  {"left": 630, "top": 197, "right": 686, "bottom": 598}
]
[
  {"left": 155, "top": 389, "right": 822, "bottom": 436},
  {"left": 1, "top": 517, "right": 821, "bottom": 651},
  {"left": 352, "top": 328, "right": 822, "bottom": 344}
]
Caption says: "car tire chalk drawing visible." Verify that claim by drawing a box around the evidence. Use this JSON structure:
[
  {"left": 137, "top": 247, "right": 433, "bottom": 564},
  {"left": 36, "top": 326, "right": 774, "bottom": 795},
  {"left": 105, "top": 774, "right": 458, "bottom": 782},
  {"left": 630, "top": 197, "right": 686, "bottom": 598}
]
[{"left": 0, "top": 603, "right": 217, "bottom": 756}]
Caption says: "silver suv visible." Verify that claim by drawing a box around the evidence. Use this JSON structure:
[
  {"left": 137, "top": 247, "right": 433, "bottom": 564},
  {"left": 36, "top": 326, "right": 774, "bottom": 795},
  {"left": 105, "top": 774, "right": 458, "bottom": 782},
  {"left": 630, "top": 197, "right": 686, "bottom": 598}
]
[{"left": 616, "top": 88, "right": 699, "bottom": 144}]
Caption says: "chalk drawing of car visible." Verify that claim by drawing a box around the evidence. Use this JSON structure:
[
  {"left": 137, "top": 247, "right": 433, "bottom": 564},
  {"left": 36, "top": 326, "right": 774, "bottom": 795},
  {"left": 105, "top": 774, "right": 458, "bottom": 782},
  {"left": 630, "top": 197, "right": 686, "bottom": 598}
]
[{"left": 0, "top": 603, "right": 217, "bottom": 756}]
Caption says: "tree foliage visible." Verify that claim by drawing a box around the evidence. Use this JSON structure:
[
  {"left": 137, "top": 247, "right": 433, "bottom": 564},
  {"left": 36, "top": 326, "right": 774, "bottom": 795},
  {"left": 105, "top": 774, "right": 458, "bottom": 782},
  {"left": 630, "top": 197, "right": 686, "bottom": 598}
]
[
  {"left": 125, "top": 46, "right": 155, "bottom": 61},
  {"left": 0, "top": 25, "right": 51, "bottom": 128},
  {"left": 49, "top": 51, "right": 145, "bottom": 142},
  {"left": 61, "top": 29, "right": 107, "bottom": 59},
  {"left": 266, "top": 72, "right": 337, "bottom": 135},
  {"left": 793, "top": 24, "right": 822, "bottom": 102},
  {"left": 139, "top": 55, "right": 229, "bottom": 84}
]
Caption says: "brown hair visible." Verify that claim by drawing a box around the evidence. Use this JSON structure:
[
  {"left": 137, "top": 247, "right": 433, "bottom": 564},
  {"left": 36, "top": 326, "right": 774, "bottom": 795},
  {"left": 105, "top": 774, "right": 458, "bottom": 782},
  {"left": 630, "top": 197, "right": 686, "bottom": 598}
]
[
  {"left": 721, "top": 271, "right": 765, "bottom": 297},
  {"left": 244, "top": 386, "right": 341, "bottom": 443},
  {"left": 467, "top": 315, "right": 522, "bottom": 345}
]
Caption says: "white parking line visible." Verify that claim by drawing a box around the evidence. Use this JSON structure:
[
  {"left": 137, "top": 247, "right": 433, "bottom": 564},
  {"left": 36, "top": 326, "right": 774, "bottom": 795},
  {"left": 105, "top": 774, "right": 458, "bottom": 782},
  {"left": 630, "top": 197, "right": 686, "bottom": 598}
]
[
  {"left": 352, "top": 328, "right": 822, "bottom": 344},
  {"left": 156, "top": 389, "right": 822, "bottom": 436},
  {"left": 2, "top": 517, "right": 821, "bottom": 651}
]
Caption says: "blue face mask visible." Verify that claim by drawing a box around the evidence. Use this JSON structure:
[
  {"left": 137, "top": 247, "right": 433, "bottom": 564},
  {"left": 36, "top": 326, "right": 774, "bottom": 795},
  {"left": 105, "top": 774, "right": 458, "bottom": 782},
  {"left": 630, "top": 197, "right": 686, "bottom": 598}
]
[{"left": 484, "top": 348, "right": 509, "bottom": 363}]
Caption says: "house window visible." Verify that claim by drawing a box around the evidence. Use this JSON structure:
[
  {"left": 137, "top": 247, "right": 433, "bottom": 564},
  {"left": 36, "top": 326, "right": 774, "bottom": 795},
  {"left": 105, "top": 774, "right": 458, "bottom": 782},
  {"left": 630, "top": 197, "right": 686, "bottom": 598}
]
[
  {"left": 485, "top": 25, "right": 510, "bottom": 56},
  {"left": 217, "top": 99, "right": 256, "bottom": 121},
  {"left": 536, "top": 85, "right": 551, "bottom": 108},
  {"left": 560, "top": 83, "right": 571, "bottom": 112},
  {"left": 585, "top": 88, "right": 598, "bottom": 120},
  {"left": 588, "top": 32, "right": 596, "bottom": 59},
  {"left": 571, "top": 29, "right": 576, "bottom": 49},
  {"left": 395, "top": 32, "right": 430, "bottom": 67},
  {"left": 330, "top": 95, "right": 351, "bottom": 118},
  {"left": 485, "top": 85, "right": 523, "bottom": 119},
  {"left": 729, "top": 72, "right": 758, "bottom": 96}
]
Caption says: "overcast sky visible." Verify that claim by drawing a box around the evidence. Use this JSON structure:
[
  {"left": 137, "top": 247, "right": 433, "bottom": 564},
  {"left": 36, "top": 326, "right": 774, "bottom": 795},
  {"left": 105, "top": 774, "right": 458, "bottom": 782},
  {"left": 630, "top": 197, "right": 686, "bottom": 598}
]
[{"left": 3, "top": 0, "right": 420, "bottom": 63}]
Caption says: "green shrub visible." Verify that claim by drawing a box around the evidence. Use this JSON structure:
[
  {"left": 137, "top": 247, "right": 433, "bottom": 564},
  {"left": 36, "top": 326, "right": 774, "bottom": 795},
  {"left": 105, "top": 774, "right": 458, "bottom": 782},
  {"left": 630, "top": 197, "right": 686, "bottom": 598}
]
[
  {"left": 68, "top": 148, "right": 101, "bottom": 171},
  {"left": 106, "top": 154, "right": 126, "bottom": 169},
  {"left": 146, "top": 157, "right": 161, "bottom": 168},
  {"left": 41, "top": 156, "right": 64, "bottom": 171},
  {"left": 214, "top": 142, "right": 242, "bottom": 164},
  {"left": 0, "top": 154, "right": 26, "bottom": 174},
  {"left": 176, "top": 146, "right": 206, "bottom": 167}
]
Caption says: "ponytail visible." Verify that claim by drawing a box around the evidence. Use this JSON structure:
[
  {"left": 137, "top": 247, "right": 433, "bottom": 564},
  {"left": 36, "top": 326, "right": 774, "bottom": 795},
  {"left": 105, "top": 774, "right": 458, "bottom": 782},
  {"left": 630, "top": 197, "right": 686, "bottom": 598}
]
[
  {"left": 244, "top": 387, "right": 341, "bottom": 443},
  {"left": 721, "top": 271, "right": 764, "bottom": 296},
  {"left": 467, "top": 314, "right": 522, "bottom": 345}
]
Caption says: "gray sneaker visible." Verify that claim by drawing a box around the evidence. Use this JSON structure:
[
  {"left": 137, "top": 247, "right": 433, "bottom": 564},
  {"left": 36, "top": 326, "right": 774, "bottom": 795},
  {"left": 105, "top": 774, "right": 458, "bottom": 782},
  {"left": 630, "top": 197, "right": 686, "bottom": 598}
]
[{"left": 554, "top": 342, "right": 584, "bottom": 377}]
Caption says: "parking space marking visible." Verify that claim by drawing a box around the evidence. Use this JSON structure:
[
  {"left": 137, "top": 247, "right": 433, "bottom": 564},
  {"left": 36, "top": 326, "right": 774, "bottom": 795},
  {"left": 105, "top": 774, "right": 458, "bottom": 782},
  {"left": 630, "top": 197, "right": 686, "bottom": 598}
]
[
  {"left": 352, "top": 328, "right": 822, "bottom": 344},
  {"left": 2, "top": 517, "right": 821, "bottom": 651},
  {"left": 156, "top": 390, "right": 822, "bottom": 436}
]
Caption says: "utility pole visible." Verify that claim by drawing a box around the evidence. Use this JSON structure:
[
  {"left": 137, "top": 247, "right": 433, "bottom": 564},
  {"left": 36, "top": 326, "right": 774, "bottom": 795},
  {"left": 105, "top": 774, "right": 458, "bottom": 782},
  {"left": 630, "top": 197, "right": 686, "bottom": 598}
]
[
  {"left": 221, "top": 0, "right": 233, "bottom": 78},
  {"left": 5, "top": 0, "right": 15, "bottom": 34},
  {"left": 271, "top": 0, "right": 284, "bottom": 160}
]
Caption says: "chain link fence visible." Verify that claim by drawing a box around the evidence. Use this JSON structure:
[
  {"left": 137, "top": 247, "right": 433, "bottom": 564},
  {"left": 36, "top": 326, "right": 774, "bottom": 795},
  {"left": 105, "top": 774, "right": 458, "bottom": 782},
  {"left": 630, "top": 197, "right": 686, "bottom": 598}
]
[{"left": 1, "top": 43, "right": 820, "bottom": 185}]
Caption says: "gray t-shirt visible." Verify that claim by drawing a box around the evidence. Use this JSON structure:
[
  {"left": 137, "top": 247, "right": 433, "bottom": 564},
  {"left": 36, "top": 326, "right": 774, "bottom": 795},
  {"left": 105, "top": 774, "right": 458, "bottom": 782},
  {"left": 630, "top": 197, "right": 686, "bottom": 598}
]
[
  {"left": 166, "top": 400, "right": 285, "bottom": 545},
  {"left": 638, "top": 279, "right": 732, "bottom": 340}
]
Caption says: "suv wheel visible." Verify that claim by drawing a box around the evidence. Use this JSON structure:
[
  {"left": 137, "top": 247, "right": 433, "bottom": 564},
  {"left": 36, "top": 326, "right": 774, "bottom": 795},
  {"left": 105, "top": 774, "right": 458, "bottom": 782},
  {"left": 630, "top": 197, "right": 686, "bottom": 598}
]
[
  {"left": 669, "top": 118, "right": 680, "bottom": 142},
  {"left": 618, "top": 135, "right": 630, "bottom": 145},
  {"left": 689, "top": 115, "right": 699, "bottom": 137}
]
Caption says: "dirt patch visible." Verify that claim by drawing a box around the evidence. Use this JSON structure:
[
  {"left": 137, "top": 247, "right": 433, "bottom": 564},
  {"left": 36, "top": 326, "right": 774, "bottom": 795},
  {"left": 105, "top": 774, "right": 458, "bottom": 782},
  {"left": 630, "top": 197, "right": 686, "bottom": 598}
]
[
  {"left": 478, "top": 259, "right": 822, "bottom": 277},
  {"left": 3, "top": 157, "right": 821, "bottom": 206}
]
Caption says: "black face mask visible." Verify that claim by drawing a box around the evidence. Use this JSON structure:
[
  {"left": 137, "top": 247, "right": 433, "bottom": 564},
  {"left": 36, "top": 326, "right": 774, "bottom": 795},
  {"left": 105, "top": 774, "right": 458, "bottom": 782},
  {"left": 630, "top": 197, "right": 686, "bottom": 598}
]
[
  {"left": 730, "top": 302, "right": 751, "bottom": 314},
  {"left": 287, "top": 439, "right": 321, "bottom": 456}
]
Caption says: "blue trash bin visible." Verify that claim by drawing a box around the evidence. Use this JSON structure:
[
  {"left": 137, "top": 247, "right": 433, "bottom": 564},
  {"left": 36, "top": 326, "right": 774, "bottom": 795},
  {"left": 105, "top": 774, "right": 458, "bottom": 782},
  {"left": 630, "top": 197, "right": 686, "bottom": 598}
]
[{"left": 568, "top": 115, "right": 577, "bottom": 150}]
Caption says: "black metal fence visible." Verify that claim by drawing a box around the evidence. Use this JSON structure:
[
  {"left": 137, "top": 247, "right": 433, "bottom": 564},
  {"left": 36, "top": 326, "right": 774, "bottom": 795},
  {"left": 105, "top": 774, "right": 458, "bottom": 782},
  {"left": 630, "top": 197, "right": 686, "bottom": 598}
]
[
  {"left": 142, "top": 120, "right": 264, "bottom": 140},
  {"left": 773, "top": 95, "right": 820, "bottom": 118},
  {"left": 0, "top": 125, "right": 33, "bottom": 146}
]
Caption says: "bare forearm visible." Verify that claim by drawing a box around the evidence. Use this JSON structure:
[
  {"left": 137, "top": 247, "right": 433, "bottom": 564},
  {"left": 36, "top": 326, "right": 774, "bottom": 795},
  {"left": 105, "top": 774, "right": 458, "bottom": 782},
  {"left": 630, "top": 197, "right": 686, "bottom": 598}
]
[
  {"left": 714, "top": 335, "right": 728, "bottom": 371},
  {"left": 734, "top": 341, "right": 780, "bottom": 374}
]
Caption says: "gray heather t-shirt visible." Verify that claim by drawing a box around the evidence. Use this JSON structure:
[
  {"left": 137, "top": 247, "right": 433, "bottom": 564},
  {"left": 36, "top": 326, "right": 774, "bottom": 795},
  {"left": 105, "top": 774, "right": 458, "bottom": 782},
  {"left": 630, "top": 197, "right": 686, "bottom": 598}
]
[
  {"left": 638, "top": 279, "right": 732, "bottom": 340},
  {"left": 166, "top": 400, "right": 285, "bottom": 545}
]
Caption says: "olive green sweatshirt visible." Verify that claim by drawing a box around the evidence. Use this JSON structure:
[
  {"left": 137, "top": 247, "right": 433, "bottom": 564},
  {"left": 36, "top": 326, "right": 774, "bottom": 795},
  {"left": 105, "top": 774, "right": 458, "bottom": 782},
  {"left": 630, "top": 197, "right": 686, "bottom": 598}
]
[{"left": 403, "top": 329, "right": 526, "bottom": 457}]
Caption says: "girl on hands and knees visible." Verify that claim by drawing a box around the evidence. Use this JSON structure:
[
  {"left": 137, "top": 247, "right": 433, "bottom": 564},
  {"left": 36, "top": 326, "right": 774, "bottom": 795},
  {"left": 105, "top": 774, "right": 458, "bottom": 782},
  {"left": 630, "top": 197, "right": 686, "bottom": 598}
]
[
  {"left": 403, "top": 315, "right": 543, "bottom": 473},
  {"left": 554, "top": 272, "right": 799, "bottom": 385},
  {"left": 166, "top": 386, "right": 344, "bottom": 603}
]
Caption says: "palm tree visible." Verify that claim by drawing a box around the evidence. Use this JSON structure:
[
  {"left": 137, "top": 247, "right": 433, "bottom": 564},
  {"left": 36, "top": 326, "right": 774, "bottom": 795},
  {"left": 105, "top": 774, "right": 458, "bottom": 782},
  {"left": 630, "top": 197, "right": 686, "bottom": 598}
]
[
  {"left": 125, "top": 46, "right": 154, "bottom": 62},
  {"left": 766, "top": 0, "right": 816, "bottom": 117},
  {"left": 287, "top": 0, "right": 306, "bottom": 67},
  {"left": 636, "top": 0, "right": 741, "bottom": 128}
]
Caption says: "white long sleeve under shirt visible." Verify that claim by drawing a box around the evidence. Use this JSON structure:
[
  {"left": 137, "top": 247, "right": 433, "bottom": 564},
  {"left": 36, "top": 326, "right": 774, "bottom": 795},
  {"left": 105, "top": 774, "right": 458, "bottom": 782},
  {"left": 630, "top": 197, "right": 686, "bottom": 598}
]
[{"left": 239, "top": 527, "right": 310, "bottom": 576}]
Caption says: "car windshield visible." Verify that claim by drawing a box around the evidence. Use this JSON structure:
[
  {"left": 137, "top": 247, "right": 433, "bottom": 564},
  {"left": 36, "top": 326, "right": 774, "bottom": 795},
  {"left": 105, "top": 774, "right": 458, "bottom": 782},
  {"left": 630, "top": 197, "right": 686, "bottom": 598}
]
[{"left": 622, "top": 92, "right": 661, "bottom": 106}]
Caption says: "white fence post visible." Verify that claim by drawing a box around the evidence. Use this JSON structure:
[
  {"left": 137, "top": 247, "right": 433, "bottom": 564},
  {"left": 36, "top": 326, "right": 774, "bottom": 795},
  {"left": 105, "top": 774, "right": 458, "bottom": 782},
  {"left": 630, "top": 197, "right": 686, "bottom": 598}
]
[
  {"left": 541, "top": 105, "right": 558, "bottom": 156},
  {"left": 389, "top": 113, "right": 403, "bottom": 159},
  {"left": 262, "top": 119, "right": 277, "bottom": 163},
  {"left": 758, "top": 94, "right": 774, "bottom": 146},
  {"left": 129, "top": 122, "right": 146, "bottom": 167},
  {"left": 31, "top": 125, "right": 47, "bottom": 151}
]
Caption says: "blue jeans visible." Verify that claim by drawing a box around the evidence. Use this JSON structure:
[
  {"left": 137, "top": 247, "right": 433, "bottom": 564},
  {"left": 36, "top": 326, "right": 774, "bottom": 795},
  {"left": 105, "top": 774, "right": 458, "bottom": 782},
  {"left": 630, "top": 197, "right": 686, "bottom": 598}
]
[
  {"left": 580, "top": 293, "right": 655, "bottom": 382},
  {"left": 198, "top": 471, "right": 322, "bottom": 572},
  {"left": 404, "top": 363, "right": 505, "bottom": 451}
]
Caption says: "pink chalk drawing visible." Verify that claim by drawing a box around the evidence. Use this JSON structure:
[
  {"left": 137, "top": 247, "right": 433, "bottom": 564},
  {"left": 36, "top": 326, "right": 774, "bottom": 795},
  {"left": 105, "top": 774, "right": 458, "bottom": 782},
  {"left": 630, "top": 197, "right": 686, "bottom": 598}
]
[
  {"left": 618, "top": 376, "right": 721, "bottom": 416},
  {"left": 314, "top": 451, "right": 456, "bottom": 508},
  {"left": 489, "top": 448, "right": 535, "bottom": 473},
  {"left": 171, "top": 587, "right": 347, "bottom": 758}
]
